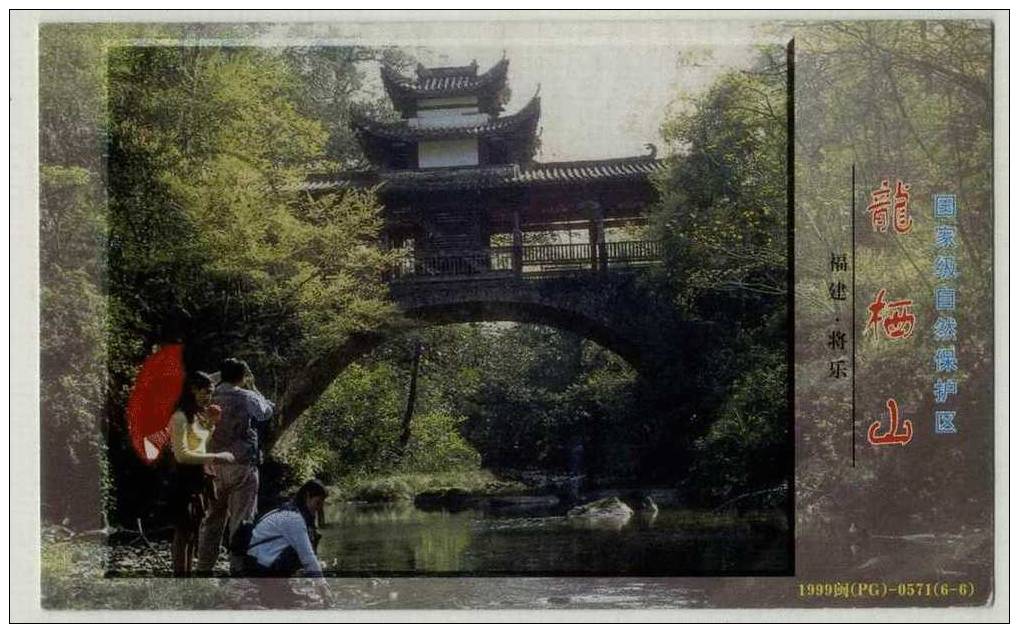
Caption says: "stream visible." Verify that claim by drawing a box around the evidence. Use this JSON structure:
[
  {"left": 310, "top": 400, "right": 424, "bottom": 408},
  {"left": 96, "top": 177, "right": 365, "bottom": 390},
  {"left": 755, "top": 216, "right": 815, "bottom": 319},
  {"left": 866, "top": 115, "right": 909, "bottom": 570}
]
[{"left": 316, "top": 498, "right": 790, "bottom": 577}]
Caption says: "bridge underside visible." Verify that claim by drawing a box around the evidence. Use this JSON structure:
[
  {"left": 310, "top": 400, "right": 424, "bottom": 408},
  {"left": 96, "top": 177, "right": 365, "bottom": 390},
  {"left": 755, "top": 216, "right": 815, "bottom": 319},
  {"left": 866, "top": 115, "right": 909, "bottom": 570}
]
[
  {"left": 392, "top": 276, "right": 648, "bottom": 369},
  {"left": 271, "top": 270, "right": 705, "bottom": 449}
]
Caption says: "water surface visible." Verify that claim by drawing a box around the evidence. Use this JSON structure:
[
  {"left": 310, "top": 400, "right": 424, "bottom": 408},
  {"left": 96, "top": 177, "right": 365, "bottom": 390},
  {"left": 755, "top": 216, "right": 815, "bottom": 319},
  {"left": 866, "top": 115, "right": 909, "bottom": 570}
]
[{"left": 317, "top": 499, "right": 790, "bottom": 576}]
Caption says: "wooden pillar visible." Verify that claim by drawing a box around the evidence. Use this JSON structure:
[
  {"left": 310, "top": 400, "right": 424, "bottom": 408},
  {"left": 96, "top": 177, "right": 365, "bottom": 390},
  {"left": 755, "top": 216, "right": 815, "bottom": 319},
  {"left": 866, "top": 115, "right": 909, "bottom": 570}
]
[
  {"left": 584, "top": 201, "right": 606, "bottom": 272},
  {"left": 511, "top": 210, "right": 523, "bottom": 275},
  {"left": 597, "top": 214, "right": 608, "bottom": 273}
]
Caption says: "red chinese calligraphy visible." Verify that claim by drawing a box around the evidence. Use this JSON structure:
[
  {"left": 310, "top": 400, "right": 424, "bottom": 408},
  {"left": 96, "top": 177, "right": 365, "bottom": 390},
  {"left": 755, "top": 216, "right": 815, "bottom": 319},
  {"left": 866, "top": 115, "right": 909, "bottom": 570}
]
[
  {"left": 865, "top": 289, "right": 887, "bottom": 334},
  {"left": 867, "top": 398, "right": 913, "bottom": 446},
  {"left": 866, "top": 288, "right": 916, "bottom": 340},
  {"left": 867, "top": 178, "right": 912, "bottom": 234},
  {"left": 893, "top": 179, "right": 912, "bottom": 234},
  {"left": 867, "top": 180, "right": 891, "bottom": 233}
]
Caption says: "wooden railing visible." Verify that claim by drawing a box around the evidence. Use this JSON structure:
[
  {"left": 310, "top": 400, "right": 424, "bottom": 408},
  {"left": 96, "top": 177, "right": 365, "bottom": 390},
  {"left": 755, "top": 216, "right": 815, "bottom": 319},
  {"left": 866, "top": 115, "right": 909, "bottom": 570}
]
[
  {"left": 393, "top": 240, "right": 662, "bottom": 281},
  {"left": 521, "top": 242, "right": 593, "bottom": 266},
  {"left": 396, "top": 247, "right": 512, "bottom": 278},
  {"left": 603, "top": 239, "right": 663, "bottom": 264}
]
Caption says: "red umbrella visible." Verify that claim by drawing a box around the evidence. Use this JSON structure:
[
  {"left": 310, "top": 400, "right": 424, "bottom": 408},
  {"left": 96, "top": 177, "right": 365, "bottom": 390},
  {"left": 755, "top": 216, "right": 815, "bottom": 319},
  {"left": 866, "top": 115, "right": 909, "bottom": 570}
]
[{"left": 126, "top": 343, "right": 185, "bottom": 464}]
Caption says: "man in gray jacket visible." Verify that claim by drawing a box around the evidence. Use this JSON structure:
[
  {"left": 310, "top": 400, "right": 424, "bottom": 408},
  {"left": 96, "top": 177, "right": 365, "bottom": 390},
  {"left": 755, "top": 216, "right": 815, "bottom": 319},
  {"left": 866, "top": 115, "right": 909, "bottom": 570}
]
[{"left": 195, "top": 358, "right": 275, "bottom": 573}]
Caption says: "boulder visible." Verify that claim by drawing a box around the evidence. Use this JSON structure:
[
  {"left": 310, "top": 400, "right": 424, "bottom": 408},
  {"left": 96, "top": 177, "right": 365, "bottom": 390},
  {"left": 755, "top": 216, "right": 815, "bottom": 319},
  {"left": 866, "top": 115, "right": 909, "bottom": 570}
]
[{"left": 566, "top": 496, "right": 634, "bottom": 520}]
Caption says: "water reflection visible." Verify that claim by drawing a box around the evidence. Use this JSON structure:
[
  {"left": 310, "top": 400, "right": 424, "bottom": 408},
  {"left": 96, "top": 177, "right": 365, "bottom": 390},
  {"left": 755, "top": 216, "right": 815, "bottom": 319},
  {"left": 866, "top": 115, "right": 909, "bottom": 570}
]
[{"left": 318, "top": 500, "right": 789, "bottom": 576}]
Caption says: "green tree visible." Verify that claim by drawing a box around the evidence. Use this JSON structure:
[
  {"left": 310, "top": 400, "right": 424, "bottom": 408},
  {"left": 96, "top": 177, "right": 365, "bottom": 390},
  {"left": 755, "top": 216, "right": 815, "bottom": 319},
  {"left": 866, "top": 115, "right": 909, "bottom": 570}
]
[
  {"left": 98, "top": 44, "right": 399, "bottom": 522},
  {"left": 276, "top": 358, "right": 479, "bottom": 482},
  {"left": 38, "top": 24, "right": 155, "bottom": 528},
  {"left": 282, "top": 46, "right": 415, "bottom": 169},
  {"left": 647, "top": 46, "right": 790, "bottom": 502}
]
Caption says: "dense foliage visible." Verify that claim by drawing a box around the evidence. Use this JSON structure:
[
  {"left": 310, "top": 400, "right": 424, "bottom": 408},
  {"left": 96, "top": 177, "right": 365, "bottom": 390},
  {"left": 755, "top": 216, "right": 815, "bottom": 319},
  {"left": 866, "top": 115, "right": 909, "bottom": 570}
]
[
  {"left": 39, "top": 29, "right": 408, "bottom": 525},
  {"left": 646, "top": 46, "right": 791, "bottom": 503},
  {"left": 276, "top": 358, "right": 480, "bottom": 483},
  {"left": 40, "top": 25, "right": 132, "bottom": 528},
  {"left": 278, "top": 324, "right": 643, "bottom": 485}
]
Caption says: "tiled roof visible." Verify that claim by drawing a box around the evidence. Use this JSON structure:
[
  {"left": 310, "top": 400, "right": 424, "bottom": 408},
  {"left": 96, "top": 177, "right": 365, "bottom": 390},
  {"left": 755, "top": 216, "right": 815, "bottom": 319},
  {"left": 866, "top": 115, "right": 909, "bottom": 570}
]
[
  {"left": 353, "top": 95, "right": 540, "bottom": 142},
  {"left": 415, "top": 63, "right": 482, "bottom": 92},
  {"left": 383, "top": 59, "right": 509, "bottom": 96},
  {"left": 302, "top": 154, "right": 664, "bottom": 193},
  {"left": 382, "top": 59, "right": 511, "bottom": 115},
  {"left": 510, "top": 156, "right": 664, "bottom": 185}
]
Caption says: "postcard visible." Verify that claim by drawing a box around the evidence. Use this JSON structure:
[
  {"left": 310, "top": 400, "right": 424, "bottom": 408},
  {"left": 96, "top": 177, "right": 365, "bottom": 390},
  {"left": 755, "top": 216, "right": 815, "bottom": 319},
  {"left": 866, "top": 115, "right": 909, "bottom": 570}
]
[{"left": 10, "top": 9, "right": 1008, "bottom": 622}]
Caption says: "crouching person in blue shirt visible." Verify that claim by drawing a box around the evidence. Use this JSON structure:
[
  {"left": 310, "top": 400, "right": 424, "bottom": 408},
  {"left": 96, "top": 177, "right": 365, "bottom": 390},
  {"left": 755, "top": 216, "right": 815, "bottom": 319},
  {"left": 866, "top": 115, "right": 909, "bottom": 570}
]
[{"left": 245, "top": 480, "right": 328, "bottom": 579}]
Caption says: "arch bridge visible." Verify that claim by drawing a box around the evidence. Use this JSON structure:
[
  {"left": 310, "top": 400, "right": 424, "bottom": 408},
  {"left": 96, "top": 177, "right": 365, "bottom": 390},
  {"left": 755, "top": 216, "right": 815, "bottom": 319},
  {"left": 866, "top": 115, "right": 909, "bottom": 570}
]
[
  {"left": 271, "top": 57, "right": 709, "bottom": 447},
  {"left": 269, "top": 247, "right": 709, "bottom": 449}
]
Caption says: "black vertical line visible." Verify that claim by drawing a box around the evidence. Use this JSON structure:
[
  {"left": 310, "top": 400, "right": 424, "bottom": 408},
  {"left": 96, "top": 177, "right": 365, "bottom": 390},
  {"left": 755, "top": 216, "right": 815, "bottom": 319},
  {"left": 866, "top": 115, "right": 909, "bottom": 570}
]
[
  {"left": 851, "top": 164, "right": 857, "bottom": 467},
  {"left": 785, "top": 39, "right": 796, "bottom": 574}
]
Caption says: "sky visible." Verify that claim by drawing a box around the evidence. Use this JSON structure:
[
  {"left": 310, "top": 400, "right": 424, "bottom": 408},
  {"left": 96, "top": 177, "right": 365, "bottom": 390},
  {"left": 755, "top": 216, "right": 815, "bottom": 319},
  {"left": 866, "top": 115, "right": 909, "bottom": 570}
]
[{"left": 265, "top": 18, "right": 787, "bottom": 162}]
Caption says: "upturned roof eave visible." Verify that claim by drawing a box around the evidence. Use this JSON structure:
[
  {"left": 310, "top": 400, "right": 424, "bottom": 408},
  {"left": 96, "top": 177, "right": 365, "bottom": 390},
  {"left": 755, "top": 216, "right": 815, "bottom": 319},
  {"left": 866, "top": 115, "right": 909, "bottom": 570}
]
[
  {"left": 353, "top": 94, "right": 540, "bottom": 144},
  {"left": 381, "top": 58, "right": 510, "bottom": 114}
]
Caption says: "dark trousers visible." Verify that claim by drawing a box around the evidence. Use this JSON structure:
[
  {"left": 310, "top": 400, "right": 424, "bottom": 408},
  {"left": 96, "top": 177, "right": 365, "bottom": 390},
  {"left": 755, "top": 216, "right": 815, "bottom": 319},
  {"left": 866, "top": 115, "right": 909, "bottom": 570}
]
[{"left": 244, "top": 547, "right": 302, "bottom": 577}]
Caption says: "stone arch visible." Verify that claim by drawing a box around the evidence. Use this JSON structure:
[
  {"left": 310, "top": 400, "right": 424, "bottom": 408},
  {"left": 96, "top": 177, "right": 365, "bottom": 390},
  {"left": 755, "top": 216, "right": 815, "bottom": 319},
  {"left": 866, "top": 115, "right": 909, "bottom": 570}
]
[
  {"left": 401, "top": 300, "right": 644, "bottom": 369},
  {"left": 270, "top": 272, "right": 696, "bottom": 450}
]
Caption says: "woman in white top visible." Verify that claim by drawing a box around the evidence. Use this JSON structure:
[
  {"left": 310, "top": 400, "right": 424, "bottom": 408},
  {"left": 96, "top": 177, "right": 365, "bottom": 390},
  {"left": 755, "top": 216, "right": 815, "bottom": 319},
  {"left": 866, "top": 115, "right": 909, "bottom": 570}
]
[{"left": 168, "top": 371, "right": 235, "bottom": 576}]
